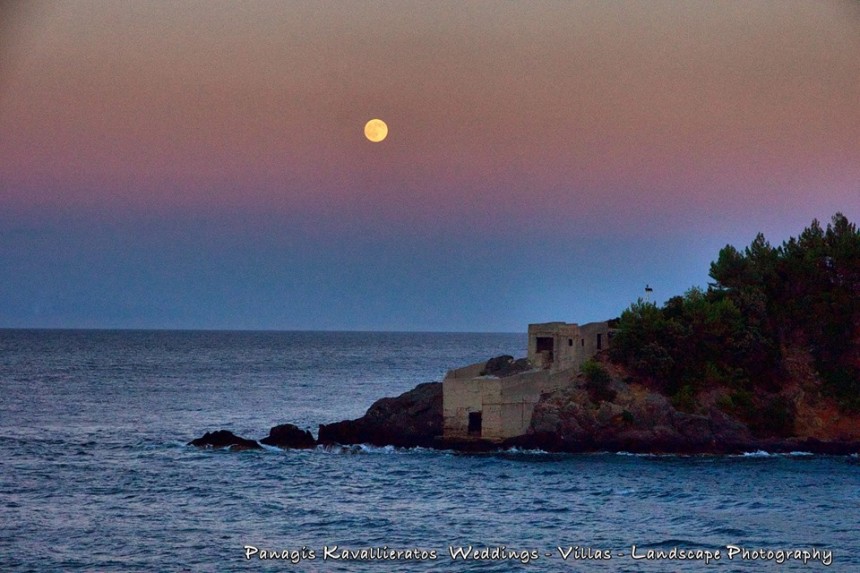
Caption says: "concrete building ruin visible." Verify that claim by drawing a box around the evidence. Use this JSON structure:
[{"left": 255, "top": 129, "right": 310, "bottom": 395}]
[
  {"left": 528, "top": 321, "right": 611, "bottom": 371},
  {"left": 442, "top": 321, "right": 613, "bottom": 442}
]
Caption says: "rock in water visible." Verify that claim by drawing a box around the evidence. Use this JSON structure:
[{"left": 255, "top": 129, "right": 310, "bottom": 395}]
[
  {"left": 260, "top": 424, "right": 316, "bottom": 449},
  {"left": 318, "top": 382, "right": 442, "bottom": 448},
  {"left": 188, "top": 430, "right": 262, "bottom": 450}
]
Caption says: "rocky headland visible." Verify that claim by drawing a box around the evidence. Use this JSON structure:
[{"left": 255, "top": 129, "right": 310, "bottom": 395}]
[
  {"left": 190, "top": 216, "right": 860, "bottom": 455},
  {"left": 190, "top": 354, "right": 860, "bottom": 455}
]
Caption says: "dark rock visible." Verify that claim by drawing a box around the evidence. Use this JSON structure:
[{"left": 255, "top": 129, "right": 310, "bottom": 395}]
[
  {"left": 481, "top": 355, "right": 533, "bottom": 378},
  {"left": 524, "top": 375, "right": 759, "bottom": 454},
  {"left": 189, "top": 430, "right": 261, "bottom": 450},
  {"left": 481, "top": 355, "right": 514, "bottom": 375},
  {"left": 707, "top": 406, "right": 753, "bottom": 444},
  {"left": 261, "top": 423, "right": 316, "bottom": 449},
  {"left": 318, "top": 382, "right": 441, "bottom": 448}
]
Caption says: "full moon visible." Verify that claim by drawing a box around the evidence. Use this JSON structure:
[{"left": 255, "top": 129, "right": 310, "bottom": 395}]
[{"left": 364, "top": 118, "right": 388, "bottom": 142}]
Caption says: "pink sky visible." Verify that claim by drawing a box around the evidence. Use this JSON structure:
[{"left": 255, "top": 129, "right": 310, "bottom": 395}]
[{"left": 1, "top": 1, "right": 858, "bottom": 329}]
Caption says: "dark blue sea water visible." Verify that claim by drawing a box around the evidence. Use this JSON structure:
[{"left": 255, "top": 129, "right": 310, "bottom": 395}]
[{"left": 1, "top": 330, "right": 858, "bottom": 572}]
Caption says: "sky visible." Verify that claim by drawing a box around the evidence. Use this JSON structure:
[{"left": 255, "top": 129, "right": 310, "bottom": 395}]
[{"left": 1, "top": 1, "right": 858, "bottom": 332}]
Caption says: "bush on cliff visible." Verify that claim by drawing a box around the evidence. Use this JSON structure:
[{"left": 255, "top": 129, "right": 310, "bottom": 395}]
[{"left": 581, "top": 359, "right": 616, "bottom": 403}]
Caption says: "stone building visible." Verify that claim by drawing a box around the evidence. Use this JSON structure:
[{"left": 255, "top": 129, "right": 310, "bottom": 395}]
[
  {"left": 442, "top": 320, "right": 612, "bottom": 442},
  {"left": 528, "top": 321, "right": 611, "bottom": 371}
]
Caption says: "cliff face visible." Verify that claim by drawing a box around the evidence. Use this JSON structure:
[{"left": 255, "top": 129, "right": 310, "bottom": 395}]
[
  {"left": 525, "top": 364, "right": 750, "bottom": 453},
  {"left": 522, "top": 354, "right": 860, "bottom": 454},
  {"left": 777, "top": 343, "right": 860, "bottom": 442}
]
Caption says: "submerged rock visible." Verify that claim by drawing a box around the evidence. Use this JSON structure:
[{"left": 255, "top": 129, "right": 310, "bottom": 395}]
[
  {"left": 260, "top": 423, "right": 316, "bottom": 449},
  {"left": 189, "top": 430, "right": 262, "bottom": 451},
  {"left": 318, "top": 382, "right": 441, "bottom": 448}
]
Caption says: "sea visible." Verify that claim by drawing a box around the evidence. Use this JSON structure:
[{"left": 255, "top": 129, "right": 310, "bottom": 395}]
[{"left": 1, "top": 329, "right": 857, "bottom": 572}]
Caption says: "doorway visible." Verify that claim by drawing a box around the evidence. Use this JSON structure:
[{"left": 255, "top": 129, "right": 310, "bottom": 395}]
[{"left": 468, "top": 411, "right": 482, "bottom": 436}]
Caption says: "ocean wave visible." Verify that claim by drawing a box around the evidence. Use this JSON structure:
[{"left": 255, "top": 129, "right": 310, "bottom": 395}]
[
  {"left": 741, "top": 450, "right": 772, "bottom": 457},
  {"left": 499, "top": 446, "right": 550, "bottom": 455},
  {"left": 316, "top": 444, "right": 443, "bottom": 455},
  {"left": 259, "top": 443, "right": 287, "bottom": 453},
  {"left": 311, "top": 443, "right": 555, "bottom": 457},
  {"left": 738, "top": 450, "right": 817, "bottom": 458}
]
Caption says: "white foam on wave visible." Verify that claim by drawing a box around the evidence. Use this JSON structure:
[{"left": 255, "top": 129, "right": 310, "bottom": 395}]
[
  {"left": 615, "top": 451, "right": 657, "bottom": 457},
  {"left": 741, "top": 450, "right": 772, "bottom": 457},
  {"left": 259, "top": 443, "right": 286, "bottom": 453},
  {"left": 312, "top": 444, "right": 557, "bottom": 456},
  {"left": 315, "top": 443, "right": 443, "bottom": 455},
  {"left": 739, "top": 450, "right": 818, "bottom": 458},
  {"left": 501, "top": 446, "right": 550, "bottom": 455}
]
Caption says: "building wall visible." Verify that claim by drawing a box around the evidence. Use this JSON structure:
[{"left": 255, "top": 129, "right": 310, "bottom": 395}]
[
  {"left": 442, "top": 320, "right": 614, "bottom": 442},
  {"left": 443, "top": 366, "right": 562, "bottom": 441},
  {"left": 527, "top": 321, "right": 612, "bottom": 372},
  {"left": 494, "top": 369, "right": 560, "bottom": 438},
  {"left": 578, "top": 321, "right": 611, "bottom": 362},
  {"left": 527, "top": 322, "right": 581, "bottom": 371},
  {"left": 442, "top": 361, "right": 491, "bottom": 438}
]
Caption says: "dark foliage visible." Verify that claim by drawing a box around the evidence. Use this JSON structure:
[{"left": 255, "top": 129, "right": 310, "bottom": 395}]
[
  {"left": 610, "top": 213, "right": 860, "bottom": 412},
  {"left": 582, "top": 359, "right": 616, "bottom": 403}
]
